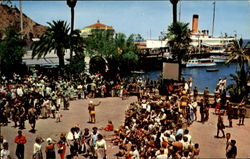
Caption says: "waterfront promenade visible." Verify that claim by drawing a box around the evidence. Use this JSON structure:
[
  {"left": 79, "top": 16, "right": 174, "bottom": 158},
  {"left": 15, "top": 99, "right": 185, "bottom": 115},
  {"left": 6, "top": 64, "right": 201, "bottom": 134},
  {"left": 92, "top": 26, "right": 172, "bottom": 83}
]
[{"left": 1, "top": 96, "right": 250, "bottom": 158}]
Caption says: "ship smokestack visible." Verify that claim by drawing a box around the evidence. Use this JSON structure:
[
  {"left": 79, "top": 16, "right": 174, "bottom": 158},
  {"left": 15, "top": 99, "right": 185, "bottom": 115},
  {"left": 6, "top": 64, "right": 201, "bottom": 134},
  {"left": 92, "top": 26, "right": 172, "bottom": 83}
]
[{"left": 192, "top": 14, "right": 199, "bottom": 34}]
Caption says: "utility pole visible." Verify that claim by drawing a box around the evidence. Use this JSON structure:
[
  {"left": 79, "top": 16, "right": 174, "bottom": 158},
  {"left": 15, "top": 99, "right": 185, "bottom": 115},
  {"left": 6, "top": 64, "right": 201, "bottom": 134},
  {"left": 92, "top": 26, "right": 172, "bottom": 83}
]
[{"left": 212, "top": 1, "right": 216, "bottom": 37}]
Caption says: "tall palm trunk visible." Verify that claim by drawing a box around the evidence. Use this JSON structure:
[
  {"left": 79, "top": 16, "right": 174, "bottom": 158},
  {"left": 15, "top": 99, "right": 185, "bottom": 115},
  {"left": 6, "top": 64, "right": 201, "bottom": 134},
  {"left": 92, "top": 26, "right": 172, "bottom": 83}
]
[{"left": 57, "top": 47, "right": 65, "bottom": 69}]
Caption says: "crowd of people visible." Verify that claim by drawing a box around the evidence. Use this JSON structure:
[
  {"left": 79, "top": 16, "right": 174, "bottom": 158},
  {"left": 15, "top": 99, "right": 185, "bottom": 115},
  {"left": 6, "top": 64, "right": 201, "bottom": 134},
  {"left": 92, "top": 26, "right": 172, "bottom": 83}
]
[
  {"left": 0, "top": 72, "right": 246, "bottom": 159},
  {"left": 0, "top": 72, "right": 161, "bottom": 131},
  {"left": 107, "top": 83, "right": 202, "bottom": 159},
  {"left": 0, "top": 126, "right": 110, "bottom": 159}
]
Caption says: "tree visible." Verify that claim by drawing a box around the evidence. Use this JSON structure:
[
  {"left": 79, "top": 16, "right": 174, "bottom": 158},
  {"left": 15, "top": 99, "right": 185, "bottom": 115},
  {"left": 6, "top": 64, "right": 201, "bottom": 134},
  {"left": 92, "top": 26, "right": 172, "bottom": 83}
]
[
  {"left": 167, "top": 22, "right": 191, "bottom": 80},
  {"left": 32, "top": 20, "right": 70, "bottom": 69},
  {"left": 71, "top": 29, "right": 85, "bottom": 56},
  {"left": 84, "top": 31, "right": 138, "bottom": 76},
  {"left": 0, "top": 26, "right": 26, "bottom": 76},
  {"left": 65, "top": 29, "right": 86, "bottom": 75},
  {"left": 226, "top": 39, "right": 250, "bottom": 101},
  {"left": 84, "top": 30, "right": 115, "bottom": 58}
]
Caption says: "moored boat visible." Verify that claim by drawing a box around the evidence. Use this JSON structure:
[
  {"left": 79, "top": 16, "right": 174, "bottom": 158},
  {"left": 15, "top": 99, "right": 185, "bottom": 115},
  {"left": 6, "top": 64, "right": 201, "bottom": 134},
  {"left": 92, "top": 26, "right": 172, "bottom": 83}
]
[
  {"left": 210, "top": 55, "right": 228, "bottom": 63},
  {"left": 186, "top": 58, "right": 216, "bottom": 67},
  {"left": 206, "top": 68, "right": 219, "bottom": 72}
]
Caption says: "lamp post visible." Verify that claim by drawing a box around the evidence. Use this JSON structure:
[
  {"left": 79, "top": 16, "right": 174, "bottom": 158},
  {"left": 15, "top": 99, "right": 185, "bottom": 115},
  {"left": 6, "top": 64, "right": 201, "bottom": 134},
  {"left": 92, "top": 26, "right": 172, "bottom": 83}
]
[
  {"left": 170, "top": 0, "right": 179, "bottom": 24},
  {"left": 67, "top": 0, "right": 77, "bottom": 61}
]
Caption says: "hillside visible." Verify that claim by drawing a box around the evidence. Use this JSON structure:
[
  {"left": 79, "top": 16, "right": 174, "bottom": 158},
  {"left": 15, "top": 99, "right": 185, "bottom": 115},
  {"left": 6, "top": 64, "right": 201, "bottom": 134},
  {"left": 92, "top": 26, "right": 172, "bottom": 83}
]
[{"left": 0, "top": 4, "right": 46, "bottom": 40}]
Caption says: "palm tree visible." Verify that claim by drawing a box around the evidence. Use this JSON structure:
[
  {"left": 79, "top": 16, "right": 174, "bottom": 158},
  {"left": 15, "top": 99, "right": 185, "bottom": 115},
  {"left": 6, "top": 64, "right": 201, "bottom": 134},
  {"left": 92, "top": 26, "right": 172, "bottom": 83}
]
[
  {"left": 226, "top": 39, "right": 250, "bottom": 100},
  {"left": 227, "top": 39, "right": 250, "bottom": 73},
  {"left": 67, "top": 0, "right": 77, "bottom": 60},
  {"left": 70, "top": 29, "right": 85, "bottom": 56},
  {"left": 32, "top": 20, "right": 70, "bottom": 69},
  {"left": 167, "top": 22, "right": 191, "bottom": 80},
  {"left": 170, "top": 0, "right": 179, "bottom": 23}
]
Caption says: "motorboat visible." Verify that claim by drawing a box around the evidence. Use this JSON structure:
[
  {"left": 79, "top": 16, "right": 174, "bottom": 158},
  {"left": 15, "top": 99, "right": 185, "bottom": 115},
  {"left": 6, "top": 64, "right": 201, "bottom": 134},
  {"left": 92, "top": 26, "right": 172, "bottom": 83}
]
[{"left": 186, "top": 58, "right": 216, "bottom": 67}]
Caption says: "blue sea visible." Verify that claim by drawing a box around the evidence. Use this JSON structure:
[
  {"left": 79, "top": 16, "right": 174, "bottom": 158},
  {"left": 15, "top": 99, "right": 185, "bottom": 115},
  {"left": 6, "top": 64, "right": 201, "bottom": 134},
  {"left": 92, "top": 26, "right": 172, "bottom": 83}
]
[
  {"left": 133, "top": 39, "right": 249, "bottom": 93},
  {"left": 134, "top": 63, "right": 243, "bottom": 93}
]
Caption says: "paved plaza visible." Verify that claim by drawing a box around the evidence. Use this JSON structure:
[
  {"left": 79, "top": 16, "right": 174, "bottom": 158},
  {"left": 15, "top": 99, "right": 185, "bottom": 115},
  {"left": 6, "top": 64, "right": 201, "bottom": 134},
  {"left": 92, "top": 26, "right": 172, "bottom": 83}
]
[{"left": 1, "top": 96, "right": 250, "bottom": 158}]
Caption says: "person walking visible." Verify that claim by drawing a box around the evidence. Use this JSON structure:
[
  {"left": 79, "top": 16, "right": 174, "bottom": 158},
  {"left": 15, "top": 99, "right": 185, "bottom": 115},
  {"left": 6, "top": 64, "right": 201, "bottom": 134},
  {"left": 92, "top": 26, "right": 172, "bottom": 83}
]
[
  {"left": 238, "top": 105, "right": 246, "bottom": 125},
  {"left": 14, "top": 130, "right": 27, "bottom": 159},
  {"left": 216, "top": 115, "right": 225, "bottom": 138},
  {"left": 88, "top": 101, "right": 101, "bottom": 124},
  {"left": 199, "top": 99, "right": 205, "bottom": 123},
  {"left": 28, "top": 106, "right": 37, "bottom": 132}
]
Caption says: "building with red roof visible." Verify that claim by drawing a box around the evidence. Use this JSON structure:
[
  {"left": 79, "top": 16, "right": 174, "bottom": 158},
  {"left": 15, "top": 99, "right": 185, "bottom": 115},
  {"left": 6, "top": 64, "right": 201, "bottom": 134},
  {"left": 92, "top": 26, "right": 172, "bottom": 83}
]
[{"left": 80, "top": 20, "right": 115, "bottom": 37}]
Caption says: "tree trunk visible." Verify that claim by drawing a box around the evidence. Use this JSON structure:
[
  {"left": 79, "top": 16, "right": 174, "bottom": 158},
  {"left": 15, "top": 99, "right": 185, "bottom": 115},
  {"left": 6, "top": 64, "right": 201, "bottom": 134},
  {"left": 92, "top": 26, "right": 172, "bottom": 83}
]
[
  {"left": 178, "top": 51, "right": 182, "bottom": 81},
  {"left": 57, "top": 48, "right": 65, "bottom": 69}
]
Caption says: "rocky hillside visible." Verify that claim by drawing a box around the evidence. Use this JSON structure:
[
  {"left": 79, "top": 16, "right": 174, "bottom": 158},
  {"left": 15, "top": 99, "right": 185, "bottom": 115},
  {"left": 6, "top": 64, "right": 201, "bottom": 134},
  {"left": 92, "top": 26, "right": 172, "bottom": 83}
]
[{"left": 0, "top": 4, "right": 47, "bottom": 40}]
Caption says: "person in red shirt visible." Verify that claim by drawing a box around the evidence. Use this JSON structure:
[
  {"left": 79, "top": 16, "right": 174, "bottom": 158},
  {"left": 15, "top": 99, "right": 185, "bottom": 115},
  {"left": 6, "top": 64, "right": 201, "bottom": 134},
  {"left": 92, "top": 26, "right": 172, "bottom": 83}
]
[
  {"left": 103, "top": 120, "right": 114, "bottom": 131},
  {"left": 14, "top": 130, "right": 27, "bottom": 159}
]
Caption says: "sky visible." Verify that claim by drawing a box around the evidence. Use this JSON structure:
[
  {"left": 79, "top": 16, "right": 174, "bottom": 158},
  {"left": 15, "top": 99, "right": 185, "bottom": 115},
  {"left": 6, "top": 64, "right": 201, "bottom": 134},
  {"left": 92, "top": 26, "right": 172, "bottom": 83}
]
[{"left": 12, "top": 0, "right": 250, "bottom": 39}]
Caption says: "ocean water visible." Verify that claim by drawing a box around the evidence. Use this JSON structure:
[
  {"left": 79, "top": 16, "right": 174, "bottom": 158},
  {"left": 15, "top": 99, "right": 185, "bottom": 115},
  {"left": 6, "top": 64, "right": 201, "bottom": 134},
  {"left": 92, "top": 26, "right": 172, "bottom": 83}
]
[
  {"left": 182, "top": 63, "right": 238, "bottom": 92},
  {"left": 134, "top": 63, "right": 241, "bottom": 93},
  {"left": 132, "top": 39, "right": 249, "bottom": 93}
]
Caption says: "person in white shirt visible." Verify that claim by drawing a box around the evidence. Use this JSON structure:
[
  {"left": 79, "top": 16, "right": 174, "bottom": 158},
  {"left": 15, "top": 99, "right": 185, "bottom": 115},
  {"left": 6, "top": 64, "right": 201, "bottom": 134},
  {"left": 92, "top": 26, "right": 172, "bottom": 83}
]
[
  {"left": 33, "top": 137, "right": 44, "bottom": 159},
  {"left": 67, "top": 127, "right": 79, "bottom": 157},
  {"left": 95, "top": 134, "right": 107, "bottom": 159},
  {"left": 130, "top": 145, "right": 140, "bottom": 159},
  {"left": 16, "top": 86, "right": 23, "bottom": 97},
  {"left": 0, "top": 142, "right": 10, "bottom": 159},
  {"left": 156, "top": 148, "right": 168, "bottom": 159}
]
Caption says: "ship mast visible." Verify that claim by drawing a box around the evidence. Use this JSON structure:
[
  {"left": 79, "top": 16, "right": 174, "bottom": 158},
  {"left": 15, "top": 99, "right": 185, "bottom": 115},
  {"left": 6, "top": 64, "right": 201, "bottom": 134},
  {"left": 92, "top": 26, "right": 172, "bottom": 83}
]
[{"left": 212, "top": 1, "right": 216, "bottom": 37}]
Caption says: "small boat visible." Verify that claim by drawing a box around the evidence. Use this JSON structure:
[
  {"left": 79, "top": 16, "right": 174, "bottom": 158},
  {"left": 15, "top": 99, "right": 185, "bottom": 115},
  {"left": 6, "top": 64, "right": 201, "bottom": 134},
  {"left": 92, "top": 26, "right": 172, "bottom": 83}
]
[
  {"left": 186, "top": 58, "right": 216, "bottom": 67},
  {"left": 206, "top": 68, "right": 219, "bottom": 72}
]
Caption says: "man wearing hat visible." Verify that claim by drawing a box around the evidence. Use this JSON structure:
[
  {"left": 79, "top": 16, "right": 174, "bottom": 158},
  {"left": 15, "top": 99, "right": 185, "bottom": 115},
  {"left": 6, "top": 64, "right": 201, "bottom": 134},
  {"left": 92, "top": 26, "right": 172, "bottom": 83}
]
[{"left": 88, "top": 101, "right": 101, "bottom": 123}]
